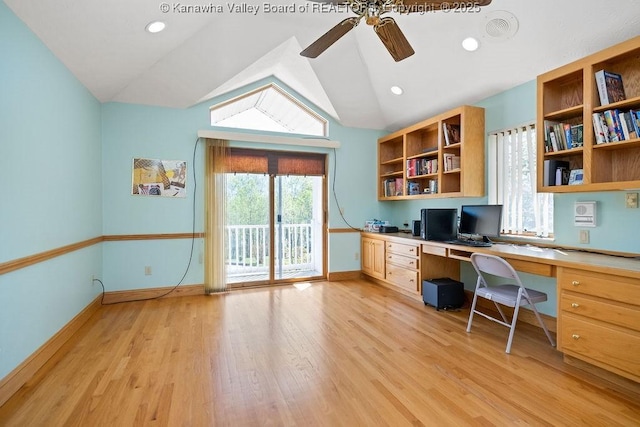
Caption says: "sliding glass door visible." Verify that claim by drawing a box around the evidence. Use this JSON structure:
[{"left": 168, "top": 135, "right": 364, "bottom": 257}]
[{"left": 224, "top": 149, "right": 326, "bottom": 287}]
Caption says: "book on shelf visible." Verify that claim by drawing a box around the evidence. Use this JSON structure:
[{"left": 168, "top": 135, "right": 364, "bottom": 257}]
[
  {"left": 383, "top": 178, "right": 394, "bottom": 197},
  {"left": 595, "top": 69, "right": 626, "bottom": 106},
  {"left": 443, "top": 153, "right": 460, "bottom": 171},
  {"left": 592, "top": 112, "right": 609, "bottom": 144},
  {"left": 568, "top": 169, "right": 584, "bottom": 185},
  {"left": 570, "top": 124, "right": 584, "bottom": 147},
  {"left": 395, "top": 177, "right": 404, "bottom": 196},
  {"left": 442, "top": 123, "right": 461, "bottom": 146},
  {"left": 603, "top": 110, "right": 621, "bottom": 142},
  {"left": 620, "top": 111, "right": 638, "bottom": 139},
  {"left": 543, "top": 159, "right": 569, "bottom": 186},
  {"left": 407, "top": 181, "right": 421, "bottom": 195},
  {"left": 555, "top": 166, "right": 570, "bottom": 186}
]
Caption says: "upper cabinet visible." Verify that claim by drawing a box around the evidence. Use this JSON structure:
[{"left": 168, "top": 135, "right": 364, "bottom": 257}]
[
  {"left": 537, "top": 36, "right": 640, "bottom": 193},
  {"left": 378, "top": 105, "right": 485, "bottom": 200}
]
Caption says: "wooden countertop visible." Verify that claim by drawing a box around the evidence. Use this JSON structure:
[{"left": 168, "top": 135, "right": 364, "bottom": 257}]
[{"left": 361, "top": 231, "right": 640, "bottom": 279}]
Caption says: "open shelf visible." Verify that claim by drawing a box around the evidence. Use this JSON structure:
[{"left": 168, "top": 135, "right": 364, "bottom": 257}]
[
  {"left": 378, "top": 105, "right": 485, "bottom": 200},
  {"left": 537, "top": 36, "right": 640, "bottom": 192}
]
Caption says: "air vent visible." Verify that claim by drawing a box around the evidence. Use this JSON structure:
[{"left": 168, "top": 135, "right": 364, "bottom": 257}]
[{"left": 483, "top": 11, "right": 519, "bottom": 42}]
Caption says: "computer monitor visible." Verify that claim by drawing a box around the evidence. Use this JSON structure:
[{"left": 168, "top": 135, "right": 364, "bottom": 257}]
[
  {"left": 459, "top": 205, "right": 503, "bottom": 240},
  {"left": 420, "top": 208, "right": 458, "bottom": 241}
]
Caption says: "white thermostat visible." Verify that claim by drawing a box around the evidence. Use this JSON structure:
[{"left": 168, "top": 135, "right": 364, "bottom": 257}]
[{"left": 574, "top": 201, "right": 596, "bottom": 227}]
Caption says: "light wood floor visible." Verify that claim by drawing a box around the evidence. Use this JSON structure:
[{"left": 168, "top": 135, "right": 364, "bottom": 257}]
[{"left": 1, "top": 279, "right": 640, "bottom": 426}]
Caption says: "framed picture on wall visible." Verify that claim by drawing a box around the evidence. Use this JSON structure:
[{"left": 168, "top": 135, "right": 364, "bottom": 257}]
[{"left": 132, "top": 158, "right": 187, "bottom": 197}]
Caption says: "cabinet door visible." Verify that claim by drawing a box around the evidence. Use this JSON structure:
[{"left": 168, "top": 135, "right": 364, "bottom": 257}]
[{"left": 362, "top": 237, "right": 385, "bottom": 279}]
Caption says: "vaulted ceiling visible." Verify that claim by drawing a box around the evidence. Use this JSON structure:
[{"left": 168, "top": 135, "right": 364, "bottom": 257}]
[{"left": 5, "top": 0, "right": 640, "bottom": 131}]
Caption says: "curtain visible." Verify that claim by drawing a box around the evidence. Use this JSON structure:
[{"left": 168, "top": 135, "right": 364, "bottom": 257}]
[
  {"left": 204, "top": 139, "right": 228, "bottom": 294},
  {"left": 497, "top": 124, "right": 553, "bottom": 237}
]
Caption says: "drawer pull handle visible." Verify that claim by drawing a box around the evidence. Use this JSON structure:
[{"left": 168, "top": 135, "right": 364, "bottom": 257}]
[
  {"left": 571, "top": 303, "right": 580, "bottom": 308},
  {"left": 409, "top": 248, "right": 415, "bottom": 252},
  {"left": 409, "top": 261, "right": 414, "bottom": 266},
  {"left": 572, "top": 334, "right": 580, "bottom": 340},
  {"left": 571, "top": 280, "right": 580, "bottom": 286}
]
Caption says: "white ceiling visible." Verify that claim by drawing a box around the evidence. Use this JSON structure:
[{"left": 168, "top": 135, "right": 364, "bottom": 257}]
[{"left": 5, "top": 0, "right": 640, "bottom": 131}]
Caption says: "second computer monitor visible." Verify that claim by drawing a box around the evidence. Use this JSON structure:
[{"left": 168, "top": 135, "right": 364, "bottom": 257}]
[{"left": 459, "top": 205, "right": 503, "bottom": 239}]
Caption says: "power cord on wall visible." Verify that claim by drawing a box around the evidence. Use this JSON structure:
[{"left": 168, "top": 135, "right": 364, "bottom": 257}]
[
  {"left": 331, "top": 147, "right": 362, "bottom": 231},
  {"left": 94, "top": 137, "right": 201, "bottom": 305}
]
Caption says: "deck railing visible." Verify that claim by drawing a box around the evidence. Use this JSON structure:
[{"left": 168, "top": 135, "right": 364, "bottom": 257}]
[{"left": 226, "top": 224, "right": 314, "bottom": 275}]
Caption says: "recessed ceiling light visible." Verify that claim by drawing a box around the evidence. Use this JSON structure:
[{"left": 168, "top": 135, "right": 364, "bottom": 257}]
[
  {"left": 391, "top": 86, "right": 404, "bottom": 95},
  {"left": 462, "top": 37, "right": 479, "bottom": 52},
  {"left": 145, "top": 21, "right": 166, "bottom": 34}
]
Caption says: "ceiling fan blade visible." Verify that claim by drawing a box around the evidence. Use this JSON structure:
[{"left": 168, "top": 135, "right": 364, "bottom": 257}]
[
  {"left": 399, "top": 0, "right": 491, "bottom": 12},
  {"left": 374, "top": 18, "right": 415, "bottom": 62},
  {"left": 301, "top": 17, "right": 360, "bottom": 58}
]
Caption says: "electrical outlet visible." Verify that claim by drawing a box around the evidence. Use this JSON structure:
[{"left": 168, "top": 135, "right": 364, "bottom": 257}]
[
  {"left": 198, "top": 251, "right": 203, "bottom": 264},
  {"left": 626, "top": 192, "right": 638, "bottom": 208},
  {"left": 354, "top": 252, "right": 359, "bottom": 261},
  {"left": 91, "top": 274, "right": 95, "bottom": 285},
  {"left": 144, "top": 266, "right": 152, "bottom": 275},
  {"left": 339, "top": 207, "right": 345, "bottom": 215},
  {"left": 579, "top": 230, "right": 590, "bottom": 244}
]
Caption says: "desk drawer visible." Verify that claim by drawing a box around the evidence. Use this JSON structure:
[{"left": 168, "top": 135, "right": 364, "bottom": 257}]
[
  {"left": 422, "top": 244, "right": 447, "bottom": 257},
  {"left": 561, "top": 291, "right": 640, "bottom": 332},
  {"left": 561, "top": 314, "right": 640, "bottom": 378},
  {"left": 386, "top": 264, "right": 419, "bottom": 293},
  {"left": 386, "top": 253, "right": 419, "bottom": 270},
  {"left": 559, "top": 268, "right": 640, "bottom": 304},
  {"left": 386, "top": 242, "right": 419, "bottom": 258}
]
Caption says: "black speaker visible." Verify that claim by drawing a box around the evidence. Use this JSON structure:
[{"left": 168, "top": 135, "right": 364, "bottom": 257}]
[{"left": 412, "top": 220, "right": 421, "bottom": 236}]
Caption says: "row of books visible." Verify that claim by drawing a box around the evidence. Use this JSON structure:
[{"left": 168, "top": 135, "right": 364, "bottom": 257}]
[
  {"left": 383, "top": 178, "right": 404, "bottom": 197},
  {"left": 592, "top": 109, "right": 640, "bottom": 144},
  {"left": 407, "top": 158, "right": 437, "bottom": 177},
  {"left": 443, "top": 153, "right": 460, "bottom": 172},
  {"left": 543, "top": 121, "right": 584, "bottom": 152},
  {"left": 595, "top": 69, "right": 626, "bottom": 106}
]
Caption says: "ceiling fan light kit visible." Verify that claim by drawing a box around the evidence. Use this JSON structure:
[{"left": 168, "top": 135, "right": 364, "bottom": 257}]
[{"left": 301, "top": 0, "right": 493, "bottom": 61}]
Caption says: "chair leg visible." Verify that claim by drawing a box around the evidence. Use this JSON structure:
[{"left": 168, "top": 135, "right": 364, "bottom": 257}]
[
  {"left": 529, "top": 302, "right": 556, "bottom": 347},
  {"left": 466, "top": 286, "right": 480, "bottom": 333},
  {"left": 493, "top": 302, "right": 509, "bottom": 323},
  {"left": 505, "top": 303, "right": 521, "bottom": 353}
]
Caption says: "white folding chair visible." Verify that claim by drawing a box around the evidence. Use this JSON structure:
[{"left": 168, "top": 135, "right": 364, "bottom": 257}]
[{"left": 466, "top": 253, "right": 556, "bottom": 353}]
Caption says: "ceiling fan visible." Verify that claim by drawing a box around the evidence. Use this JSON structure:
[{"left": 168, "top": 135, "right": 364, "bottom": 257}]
[{"left": 301, "top": 0, "right": 492, "bottom": 62}]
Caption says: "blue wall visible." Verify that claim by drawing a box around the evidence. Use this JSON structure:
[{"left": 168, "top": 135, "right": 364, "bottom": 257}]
[{"left": 0, "top": 2, "right": 102, "bottom": 379}]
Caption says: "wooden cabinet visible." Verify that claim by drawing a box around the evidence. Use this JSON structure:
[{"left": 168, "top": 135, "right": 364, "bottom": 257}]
[
  {"left": 557, "top": 267, "right": 640, "bottom": 382},
  {"left": 385, "top": 241, "right": 421, "bottom": 294},
  {"left": 361, "top": 233, "right": 423, "bottom": 299},
  {"left": 361, "top": 236, "right": 385, "bottom": 280},
  {"left": 537, "top": 36, "right": 640, "bottom": 192},
  {"left": 378, "top": 105, "right": 485, "bottom": 200}
]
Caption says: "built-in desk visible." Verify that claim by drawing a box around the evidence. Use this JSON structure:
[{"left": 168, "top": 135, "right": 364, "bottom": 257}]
[{"left": 360, "top": 231, "right": 640, "bottom": 383}]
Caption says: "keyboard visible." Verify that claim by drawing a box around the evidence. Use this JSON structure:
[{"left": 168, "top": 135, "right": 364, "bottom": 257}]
[{"left": 445, "top": 239, "right": 492, "bottom": 247}]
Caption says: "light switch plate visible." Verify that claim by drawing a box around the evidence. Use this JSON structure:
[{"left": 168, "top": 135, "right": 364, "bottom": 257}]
[{"left": 626, "top": 193, "right": 638, "bottom": 208}]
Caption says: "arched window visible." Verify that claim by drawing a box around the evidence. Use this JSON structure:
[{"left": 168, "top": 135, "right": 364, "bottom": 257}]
[{"left": 210, "top": 83, "right": 328, "bottom": 137}]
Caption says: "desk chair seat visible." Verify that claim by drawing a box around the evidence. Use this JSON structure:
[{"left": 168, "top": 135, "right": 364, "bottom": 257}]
[{"left": 466, "top": 253, "right": 556, "bottom": 353}]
